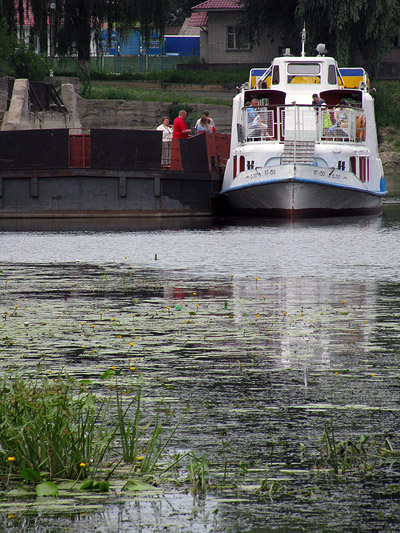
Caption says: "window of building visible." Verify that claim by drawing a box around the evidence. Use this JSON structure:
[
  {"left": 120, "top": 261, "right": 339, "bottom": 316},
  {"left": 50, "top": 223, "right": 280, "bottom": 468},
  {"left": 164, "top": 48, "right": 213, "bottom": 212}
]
[{"left": 227, "top": 26, "right": 249, "bottom": 50}]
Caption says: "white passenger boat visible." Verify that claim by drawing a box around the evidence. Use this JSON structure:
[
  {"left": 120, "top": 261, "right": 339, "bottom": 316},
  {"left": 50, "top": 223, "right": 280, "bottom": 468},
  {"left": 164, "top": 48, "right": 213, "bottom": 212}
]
[{"left": 220, "top": 35, "right": 387, "bottom": 217}]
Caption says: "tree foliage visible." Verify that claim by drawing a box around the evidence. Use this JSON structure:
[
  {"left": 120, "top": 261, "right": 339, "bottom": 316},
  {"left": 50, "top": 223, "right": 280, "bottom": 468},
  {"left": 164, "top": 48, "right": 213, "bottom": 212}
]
[
  {"left": 240, "top": 0, "right": 400, "bottom": 77},
  {"left": 167, "top": 0, "right": 200, "bottom": 27},
  {"left": 1, "top": 0, "right": 171, "bottom": 73},
  {"left": 0, "top": 17, "right": 49, "bottom": 79}
]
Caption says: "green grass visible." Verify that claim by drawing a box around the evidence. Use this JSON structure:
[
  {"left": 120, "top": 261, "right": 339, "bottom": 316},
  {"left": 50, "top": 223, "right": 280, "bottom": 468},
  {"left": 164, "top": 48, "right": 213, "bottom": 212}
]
[
  {"left": 85, "top": 84, "right": 232, "bottom": 106},
  {"left": 89, "top": 68, "right": 248, "bottom": 85}
]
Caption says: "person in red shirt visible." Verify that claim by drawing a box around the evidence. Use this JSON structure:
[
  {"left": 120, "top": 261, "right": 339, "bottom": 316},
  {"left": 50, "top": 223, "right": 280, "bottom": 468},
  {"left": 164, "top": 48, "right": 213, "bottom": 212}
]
[{"left": 173, "top": 110, "right": 191, "bottom": 139}]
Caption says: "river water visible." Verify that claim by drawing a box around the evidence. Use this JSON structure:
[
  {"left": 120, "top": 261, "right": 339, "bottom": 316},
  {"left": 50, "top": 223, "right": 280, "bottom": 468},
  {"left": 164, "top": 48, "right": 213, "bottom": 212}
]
[{"left": 0, "top": 172, "right": 400, "bottom": 531}]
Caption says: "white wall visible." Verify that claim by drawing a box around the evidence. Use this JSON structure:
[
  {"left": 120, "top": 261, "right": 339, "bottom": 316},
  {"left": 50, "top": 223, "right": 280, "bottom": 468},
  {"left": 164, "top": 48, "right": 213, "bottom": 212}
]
[{"left": 206, "top": 12, "right": 282, "bottom": 64}]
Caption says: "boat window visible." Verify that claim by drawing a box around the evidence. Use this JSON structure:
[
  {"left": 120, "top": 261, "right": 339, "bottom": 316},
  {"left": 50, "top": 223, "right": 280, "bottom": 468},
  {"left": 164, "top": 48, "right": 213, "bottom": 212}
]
[
  {"left": 272, "top": 66, "right": 280, "bottom": 85},
  {"left": 287, "top": 62, "right": 321, "bottom": 84},
  {"left": 328, "top": 65, "right": 337, "bottom": 84}
]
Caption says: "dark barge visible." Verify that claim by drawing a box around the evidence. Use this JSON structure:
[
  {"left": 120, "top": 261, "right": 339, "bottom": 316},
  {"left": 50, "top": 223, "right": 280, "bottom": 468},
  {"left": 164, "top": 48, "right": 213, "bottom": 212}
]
[{"left": 0, "top": 128, "right": 230, "bottom": 218}]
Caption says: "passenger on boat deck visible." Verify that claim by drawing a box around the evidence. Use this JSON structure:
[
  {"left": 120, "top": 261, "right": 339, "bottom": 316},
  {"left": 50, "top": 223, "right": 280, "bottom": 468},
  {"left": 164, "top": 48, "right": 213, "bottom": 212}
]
[
  {"left": 328, "top": 99, "right": 349, "bottom": 134},
  {"left": 172, "top": 110, "right": 191, "bottom": 139},
  {"left": 195, "top": 110, "right": 215, "bottom": 132},
  {"left": 250, "top": 113, "right": 270, "bottom": 138},
  {"left": 312, "top": 93, "right": 325, "bottom": 107},
  {"left": 247, "top": 98, "right": 259, "bottom": 120}
]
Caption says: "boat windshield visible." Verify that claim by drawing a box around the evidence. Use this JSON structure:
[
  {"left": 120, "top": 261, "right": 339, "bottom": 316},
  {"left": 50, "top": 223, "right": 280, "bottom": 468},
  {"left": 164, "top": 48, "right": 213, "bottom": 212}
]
[{"left": 287, "top": 62, "right": 321, "bottom": 84}]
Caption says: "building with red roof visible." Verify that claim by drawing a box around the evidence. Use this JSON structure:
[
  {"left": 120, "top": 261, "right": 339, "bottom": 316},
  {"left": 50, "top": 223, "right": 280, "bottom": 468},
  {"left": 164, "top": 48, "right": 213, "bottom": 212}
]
[{"left": 189, "top": 0, "right": 282, "bottom": 65}]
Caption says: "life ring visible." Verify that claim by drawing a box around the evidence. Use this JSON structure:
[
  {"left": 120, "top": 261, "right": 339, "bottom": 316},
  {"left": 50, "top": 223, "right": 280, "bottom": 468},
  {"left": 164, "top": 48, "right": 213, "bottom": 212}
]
[{"left": 356, "top": 115, "right": 366, "bottom": 141}]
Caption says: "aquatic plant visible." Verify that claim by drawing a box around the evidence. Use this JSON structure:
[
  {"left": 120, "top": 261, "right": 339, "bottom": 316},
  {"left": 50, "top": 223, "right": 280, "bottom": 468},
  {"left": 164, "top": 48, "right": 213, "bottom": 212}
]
[
  {"left": 0, "top": 366, "right": 183, "bottom": 490},
  {"left": 320, "top": 419, "right": 372, "bottom": 475},
  {"left": 109, "top": 367, "right": 180, "bottom": 471},
  {"left": 187, "top": 451, "right": 209, "bottom": 494},
  {"left": 0, "top": 367, "right": 114, "bottom": 483}
]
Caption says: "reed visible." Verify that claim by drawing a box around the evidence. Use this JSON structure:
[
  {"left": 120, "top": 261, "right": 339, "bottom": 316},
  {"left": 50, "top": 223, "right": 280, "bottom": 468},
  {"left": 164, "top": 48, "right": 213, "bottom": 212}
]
[
  {"left": 0, "top": 366, "right": 182, "bottom": 489},
  {"left": 187, "top": 451, "right": 209, "bottom": 494}
]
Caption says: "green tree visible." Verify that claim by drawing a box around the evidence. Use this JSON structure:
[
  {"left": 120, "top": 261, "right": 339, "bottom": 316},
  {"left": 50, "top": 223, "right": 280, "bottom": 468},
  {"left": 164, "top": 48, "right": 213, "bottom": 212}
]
[
  {"left": 0, "top": 17, "right": 17, "bottom": 77},
  {"left": 167, "top": 0, "right": 200, "bottom": 27},
  {"left": 52, "top": 0, "right": 169, "bottom": 74},
  {"left": 1, "top": 0, "right": 170, "bottom": 75},
  {"left": 0, "top": 17, "right": 49, "bottom": 79},
  {"left": 240, "top": 0, "right": 400, "bottom": 77}
]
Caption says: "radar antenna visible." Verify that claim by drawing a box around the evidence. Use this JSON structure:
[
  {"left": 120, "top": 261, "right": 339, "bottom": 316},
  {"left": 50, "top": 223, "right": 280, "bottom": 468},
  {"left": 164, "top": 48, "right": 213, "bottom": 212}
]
[{"left": 301, "top": 26, "right": 306, "bottom": 57}]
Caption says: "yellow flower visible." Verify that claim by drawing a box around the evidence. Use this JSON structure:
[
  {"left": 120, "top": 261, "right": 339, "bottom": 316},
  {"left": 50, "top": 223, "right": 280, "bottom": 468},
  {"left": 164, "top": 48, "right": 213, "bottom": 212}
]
[
  {"left": 110, "top": 318, "right": 115, "bottom": 322},
  {"left": 129, "top": 342, "right": 134, "bottom": 346},
  {"left": 92, "top": 324, "right": 96, "bottom": 328},
  {"left": 342, "top": 299, "right": 346, "bottom": 304},
  {"left": 137, "top": 456, "right": 144, "bottom": 461},
  {"left": 80, "top": 462, "right": 87, "bottom": 467},
  {"left": 111, "top": 366, "right": 116, "bottom": 370},
  {"left": 8, "top": 457, "right": 15, "bottom": 462},
  {"left": 371, "top": 373, "right": 375, "bottom": 378},
  {"left": 130, "top": 366, "right": 136, "bottom": 371}
]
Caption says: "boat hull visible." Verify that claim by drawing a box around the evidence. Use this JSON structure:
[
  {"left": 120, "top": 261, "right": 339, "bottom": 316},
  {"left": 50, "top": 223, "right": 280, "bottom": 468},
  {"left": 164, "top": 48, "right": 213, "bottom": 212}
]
[{"left": 219, "top": 165, "right": 384, "bottom": 218}]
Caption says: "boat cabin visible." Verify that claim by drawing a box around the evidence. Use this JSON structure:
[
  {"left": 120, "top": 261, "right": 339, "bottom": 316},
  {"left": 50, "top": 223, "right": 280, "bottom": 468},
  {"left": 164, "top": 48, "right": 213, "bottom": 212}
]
[{"left": 238, "top": 55, "right": 369, "bottom": 144}]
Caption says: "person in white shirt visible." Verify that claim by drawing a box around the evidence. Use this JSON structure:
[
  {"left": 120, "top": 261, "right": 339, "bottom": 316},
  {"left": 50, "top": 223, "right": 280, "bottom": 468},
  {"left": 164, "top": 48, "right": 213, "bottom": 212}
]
[{"left": 156, "top": 117, "right": 173, "bottom": 165}]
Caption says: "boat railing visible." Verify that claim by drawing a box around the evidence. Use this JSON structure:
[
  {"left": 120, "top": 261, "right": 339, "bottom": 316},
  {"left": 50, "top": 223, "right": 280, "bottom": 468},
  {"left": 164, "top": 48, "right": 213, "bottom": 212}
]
[
  {"left": 241, "top": 108, "right": 275, "bottom": 142},
  {"left": 241, "top": 105, "right": 366, "bottom": 144}
]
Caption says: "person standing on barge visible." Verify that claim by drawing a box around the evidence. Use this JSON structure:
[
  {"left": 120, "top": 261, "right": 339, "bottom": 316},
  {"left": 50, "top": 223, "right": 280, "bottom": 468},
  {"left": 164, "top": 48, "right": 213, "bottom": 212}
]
[
  {"left": 156, "top": 117, "right": 173, "bottom": 165},
  {"left": 173, "top": 110, "right": 191, "bottom": 139}
]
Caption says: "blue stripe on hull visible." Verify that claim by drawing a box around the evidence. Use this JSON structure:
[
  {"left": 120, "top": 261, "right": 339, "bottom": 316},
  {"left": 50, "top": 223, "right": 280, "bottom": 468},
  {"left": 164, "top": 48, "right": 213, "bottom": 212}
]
[{"left": 220, "top": 177, "right": 386, "bottom": 198}]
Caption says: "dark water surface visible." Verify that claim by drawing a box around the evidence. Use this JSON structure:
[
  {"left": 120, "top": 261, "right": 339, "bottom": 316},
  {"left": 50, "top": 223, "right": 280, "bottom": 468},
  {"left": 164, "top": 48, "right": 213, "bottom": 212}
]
[{"left": 1, "top": 173, "right": 400, "bottom": 531}]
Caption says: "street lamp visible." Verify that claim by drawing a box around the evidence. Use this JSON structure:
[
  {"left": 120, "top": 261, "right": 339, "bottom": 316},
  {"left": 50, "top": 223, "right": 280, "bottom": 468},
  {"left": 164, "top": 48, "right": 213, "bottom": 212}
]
[{"left": 49, "top": 2, "right": 56, "bottom": 76}]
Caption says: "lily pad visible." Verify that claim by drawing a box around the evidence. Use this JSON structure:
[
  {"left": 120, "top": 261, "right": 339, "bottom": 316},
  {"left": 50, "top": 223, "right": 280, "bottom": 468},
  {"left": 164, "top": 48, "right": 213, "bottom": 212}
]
[
  {"left": 122, "top": 479, "right": 158, "bottom": 492},
  {"left": 35, "top": 481, "right": 59, "bottom": 497}
]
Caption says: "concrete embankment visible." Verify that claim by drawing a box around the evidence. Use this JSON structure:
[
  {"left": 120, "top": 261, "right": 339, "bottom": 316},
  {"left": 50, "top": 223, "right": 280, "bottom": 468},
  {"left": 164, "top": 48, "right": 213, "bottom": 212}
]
[{"left": 76, "top": 96, "right": 233, "bottom": 133}]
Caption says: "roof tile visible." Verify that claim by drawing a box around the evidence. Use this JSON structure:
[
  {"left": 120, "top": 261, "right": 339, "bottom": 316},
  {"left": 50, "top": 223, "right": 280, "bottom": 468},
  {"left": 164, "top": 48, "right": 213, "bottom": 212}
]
[
  {"left": 189, "top": 12, "right": 208, "bottom": 26},
  {"left": 192, "top": 0, "right": 241, "bottom": 11}
]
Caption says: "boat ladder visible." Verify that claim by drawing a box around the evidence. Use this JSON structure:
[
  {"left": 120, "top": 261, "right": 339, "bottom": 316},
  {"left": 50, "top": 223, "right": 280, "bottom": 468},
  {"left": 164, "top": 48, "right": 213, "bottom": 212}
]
[{"left": 281, "top": 140, "right": 315, "bottom": 165}]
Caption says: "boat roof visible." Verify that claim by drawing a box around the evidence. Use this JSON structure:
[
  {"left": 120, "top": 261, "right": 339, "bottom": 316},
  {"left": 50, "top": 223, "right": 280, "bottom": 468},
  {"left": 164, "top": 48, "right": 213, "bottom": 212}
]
[{"left": 248, "top": 54, "right": 369, "bottom": 104}]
